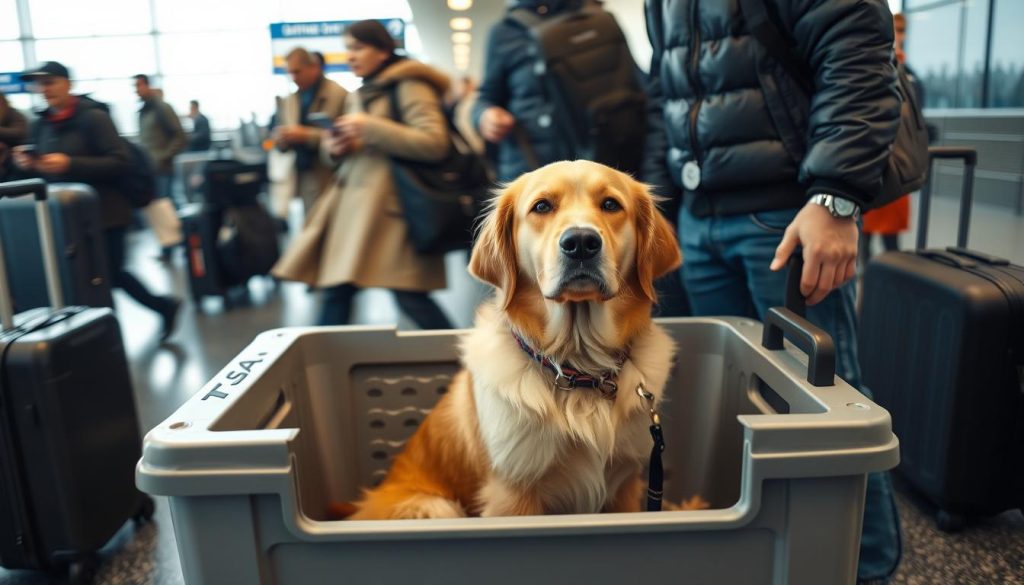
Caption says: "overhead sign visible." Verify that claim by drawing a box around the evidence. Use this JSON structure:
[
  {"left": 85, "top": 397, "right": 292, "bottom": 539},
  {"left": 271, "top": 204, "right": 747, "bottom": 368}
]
[
  {"left": 0, "top": 72, "right": 27, "bottom": 95},
  {"left": 269, "top": 19, "right": 406, "bottom": 74}
]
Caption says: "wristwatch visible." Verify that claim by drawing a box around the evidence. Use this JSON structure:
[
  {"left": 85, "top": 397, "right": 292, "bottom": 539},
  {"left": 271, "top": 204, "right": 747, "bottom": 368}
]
[{"left": 809, "top": 193, "right": 860, "bottom": 220}]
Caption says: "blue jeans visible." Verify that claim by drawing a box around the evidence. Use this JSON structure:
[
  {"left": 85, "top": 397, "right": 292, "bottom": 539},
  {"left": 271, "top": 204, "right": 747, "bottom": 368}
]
[{"left": 678, "top": 206, "right": 901, "bottom": 582}]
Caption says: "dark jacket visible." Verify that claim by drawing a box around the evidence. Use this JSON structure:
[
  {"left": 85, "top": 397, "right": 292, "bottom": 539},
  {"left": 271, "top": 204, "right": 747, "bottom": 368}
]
[
  {"left": 0, "top": 105, "right": 28, "bottom": 147},
  {"left": 472, "top": 0, "right": 585, "bottom": 182},
  {"left": 187, "top": 112, "right": 212, "bottom": 151},
  {"left": 28, "top": 96, "right": 133, "bottom": 228},
  {"left": 0, "top": 105, "right": 27, "bottom": 180},
  {"left": 138, "top": 96, "right": 186, "bottom": 173},
  {"left": 642, "top": 0, "right": 901, "bottom": 217}
]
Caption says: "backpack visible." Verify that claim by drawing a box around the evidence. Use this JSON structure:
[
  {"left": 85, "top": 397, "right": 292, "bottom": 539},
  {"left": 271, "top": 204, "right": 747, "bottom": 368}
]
[
  {"left": 119, "top": 139, "right": 157, "bottom": 208},
  {"left": 739, "top": 0, "right": 929, "bottom": 210},
  {"left": 508, "top": 0, "right": 647, "bottom": 175}
]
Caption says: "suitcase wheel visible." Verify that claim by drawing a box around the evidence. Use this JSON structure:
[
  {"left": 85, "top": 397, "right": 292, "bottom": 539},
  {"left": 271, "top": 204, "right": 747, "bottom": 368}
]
[
  {"left": 936, "top": 509, "right": 967, "bottom": 533},
  {"left": 133, "top": 496, "right": 156, "bottom": 525},
  {"left": 67, "top": 554, "right": 98, "bottom": 585}
]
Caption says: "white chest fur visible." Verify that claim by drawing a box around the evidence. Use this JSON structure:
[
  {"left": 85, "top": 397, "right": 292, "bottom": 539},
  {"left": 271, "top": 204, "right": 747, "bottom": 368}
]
[{"left": 461, "top": 304, "right": 675, "bottom": 514}]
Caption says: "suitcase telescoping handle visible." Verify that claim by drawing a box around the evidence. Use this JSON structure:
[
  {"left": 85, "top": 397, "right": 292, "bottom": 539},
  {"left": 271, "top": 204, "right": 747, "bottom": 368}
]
[
  {"left": 0, "top": 178, "right": 65, "bottom": 330},
  {"left": 762, "top": 255, "right": 836, "bottom": 387},
  {"left": 916, "top": 146, "right": 977, "bottom": 251}
]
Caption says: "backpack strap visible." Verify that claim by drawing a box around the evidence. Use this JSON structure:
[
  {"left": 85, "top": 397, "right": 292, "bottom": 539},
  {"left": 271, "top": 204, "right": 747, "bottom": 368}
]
[{"left": 738, "top": 0, "right": 814, "bottom": 95}]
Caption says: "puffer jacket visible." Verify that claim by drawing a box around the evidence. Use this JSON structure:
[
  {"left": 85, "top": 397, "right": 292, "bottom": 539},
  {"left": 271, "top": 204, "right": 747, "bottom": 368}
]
[
  {"left": 472, "top": 0, "right": 585, "bottom": 182},
  {"left": 642, "top": 0, "right": 900, "bottom": 217}
]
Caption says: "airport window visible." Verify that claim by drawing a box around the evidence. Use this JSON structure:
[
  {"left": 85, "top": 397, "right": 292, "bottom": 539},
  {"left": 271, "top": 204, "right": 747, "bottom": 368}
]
[
  {"left": 988, "top": 0, "right": 1024, "bottom": 107},
  {"left": 157, "top": 31, "right": 271, "bottom": 76},
  {"left": 29, "top": 0, "right": 153, "bottom": 38},
  {"left": 6, "top": 0, "right": 419, "bottom": 132},
  {"left": 0, "top": 40, "right": 24, "bottom": 71},
  {"left": 153, "top": 0, "right": 274, "bottom": 33},
  {"left": 0, "top": 0, "right": 19, "bottom": 40},
  {"left": 906, "top": 0, "right": 1024, "bottom": 108},
  {"left": 905, "top": 2, "right": 962, "bottom": 108},
  {"left": 34, "top": 36, "right": 157, "bottom": 80}
]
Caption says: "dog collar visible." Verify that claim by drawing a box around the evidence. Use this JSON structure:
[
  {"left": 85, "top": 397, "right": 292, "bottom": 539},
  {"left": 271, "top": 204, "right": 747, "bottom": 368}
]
[{"left": 512, "top": 332, "right": 627, "bottom": 399}]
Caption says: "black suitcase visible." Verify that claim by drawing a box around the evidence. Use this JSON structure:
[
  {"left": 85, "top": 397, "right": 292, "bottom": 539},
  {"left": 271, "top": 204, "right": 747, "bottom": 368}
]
[
  {"left": 203, "top": 159, "right": 265, "bottom": 208},
  {"left": 0, "top": 183, "right": 113, "bottom": 312},
  {"left": 181, "top": 202, "right": 228, "bottom": 306},
  {"left": 859, "top": 147, "right": 1024, "bottom": 531},
  {"left": 0, "top": 179, "right": 153, "bottom": 584}
]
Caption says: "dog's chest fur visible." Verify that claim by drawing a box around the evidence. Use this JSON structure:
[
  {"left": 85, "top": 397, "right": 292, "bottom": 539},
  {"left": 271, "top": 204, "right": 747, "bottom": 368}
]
[{"left": 460, "top": 304, "right": 675, "bottom": 514}]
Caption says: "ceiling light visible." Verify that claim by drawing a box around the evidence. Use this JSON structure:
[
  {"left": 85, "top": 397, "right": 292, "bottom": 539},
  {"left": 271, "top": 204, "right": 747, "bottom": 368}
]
[
  {"left": 451, "top": 32, "right": 472, "bottom": 44},
  {"left": 449, "top": 17, "right": 472, "bottom": 31},
  {"left": 448, "top": 0, "right": 472, "bottom": 9}
]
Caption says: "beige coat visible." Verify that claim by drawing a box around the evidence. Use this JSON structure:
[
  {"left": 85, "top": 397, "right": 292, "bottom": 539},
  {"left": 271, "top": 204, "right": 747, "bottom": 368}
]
[
  {"left": 271, "top": 77, "right": 348, "bottom": 213},
  {"left": 273, "top": 60, "right": 451, "bottom": 292}
]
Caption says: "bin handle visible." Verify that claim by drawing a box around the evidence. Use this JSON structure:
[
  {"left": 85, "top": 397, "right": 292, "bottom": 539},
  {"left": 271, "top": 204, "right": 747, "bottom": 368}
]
[{"left": 762, "top": 255, "right": 836, "bottom": 387}]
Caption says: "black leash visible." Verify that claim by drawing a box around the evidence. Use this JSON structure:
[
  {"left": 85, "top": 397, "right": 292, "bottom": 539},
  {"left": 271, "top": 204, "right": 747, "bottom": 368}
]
[{"left": 636, "top": 384, "right": 665, "bottom": 511}]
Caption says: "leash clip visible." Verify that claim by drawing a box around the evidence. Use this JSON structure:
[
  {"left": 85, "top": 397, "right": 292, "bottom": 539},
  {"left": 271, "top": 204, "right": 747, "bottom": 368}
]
[{"left": 636, "top": 383, "right": 661, "bottom": 426}]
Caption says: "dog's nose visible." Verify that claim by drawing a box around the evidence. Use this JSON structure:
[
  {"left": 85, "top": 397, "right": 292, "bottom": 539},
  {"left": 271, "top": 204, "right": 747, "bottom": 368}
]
[{"left": 559, "top": 228, "right": 602, "bottom": 260}]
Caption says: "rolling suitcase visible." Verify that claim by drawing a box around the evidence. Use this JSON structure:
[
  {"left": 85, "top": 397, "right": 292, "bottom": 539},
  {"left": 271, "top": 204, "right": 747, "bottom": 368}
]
[
  {"left": 181, "top": 203, "right": 228, "bottom": 306},
  {"left": 859, "top": 147, "right": 1024, "bottom": 531},
  {"left": 0, "top": 179, "right": 154, "bottom": 584},
  {"left": 0, "top": 183, "right": 113, "bottom": 312}
]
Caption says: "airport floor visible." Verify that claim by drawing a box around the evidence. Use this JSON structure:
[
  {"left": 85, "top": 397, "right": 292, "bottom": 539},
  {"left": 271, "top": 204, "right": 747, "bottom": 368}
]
[{"left": 1, "top": 193, "right": 1022, "bottom": 585}]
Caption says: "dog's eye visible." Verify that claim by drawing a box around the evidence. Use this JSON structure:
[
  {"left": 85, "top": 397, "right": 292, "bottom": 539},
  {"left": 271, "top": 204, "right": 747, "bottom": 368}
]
[
  {"left": 601, "top": 198, "right": 622, "bottom": 212},
  {"left": 531, "top": 199, "right": 553, "bottom": 214}
]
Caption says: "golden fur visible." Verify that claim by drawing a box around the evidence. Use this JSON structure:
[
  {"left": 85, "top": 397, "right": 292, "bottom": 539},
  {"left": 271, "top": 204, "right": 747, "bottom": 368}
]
[{"left": 349, "top": 160, "right": 682, "bottom": 519}]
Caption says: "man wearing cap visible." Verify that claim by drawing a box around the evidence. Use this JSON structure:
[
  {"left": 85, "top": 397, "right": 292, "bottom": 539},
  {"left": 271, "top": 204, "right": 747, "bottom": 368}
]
[{"left": 12, "top": 62, "right": 182, "bottom": 341}]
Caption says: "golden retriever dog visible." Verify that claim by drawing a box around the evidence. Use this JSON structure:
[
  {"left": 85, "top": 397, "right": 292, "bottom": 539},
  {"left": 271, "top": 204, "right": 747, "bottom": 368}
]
[{"left": 348, "top": 160, "right": 682, "bottom": 519}]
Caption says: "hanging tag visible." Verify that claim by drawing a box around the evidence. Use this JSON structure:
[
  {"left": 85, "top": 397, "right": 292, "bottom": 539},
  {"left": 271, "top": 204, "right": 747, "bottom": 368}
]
[{"left": 682, "top": 161, "right": 702, "bottom": 190}]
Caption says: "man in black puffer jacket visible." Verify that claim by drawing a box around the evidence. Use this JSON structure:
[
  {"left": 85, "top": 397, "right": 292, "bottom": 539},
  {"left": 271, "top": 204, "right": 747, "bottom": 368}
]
[
  {"left": 643, "top": 1, "right": 901, "bottom": 583},
  {"left": 472, "top": 0, "right": 583, "bottom": 182}
]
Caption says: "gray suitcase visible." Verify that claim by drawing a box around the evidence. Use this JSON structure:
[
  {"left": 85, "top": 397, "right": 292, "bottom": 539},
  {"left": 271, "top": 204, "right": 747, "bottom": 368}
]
[{"left": 0, "top": 182, "right": 112, "bottom": 312}]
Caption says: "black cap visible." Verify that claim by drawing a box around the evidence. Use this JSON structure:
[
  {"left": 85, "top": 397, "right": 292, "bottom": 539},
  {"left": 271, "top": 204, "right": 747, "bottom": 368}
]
[{"left": 20, "top": 61, "right": 71, "bottom": 81}]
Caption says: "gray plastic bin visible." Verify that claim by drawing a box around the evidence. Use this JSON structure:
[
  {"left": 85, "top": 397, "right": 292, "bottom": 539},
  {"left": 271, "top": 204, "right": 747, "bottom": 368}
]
[{"left": 137, "top": 317, "right": 899, "bottom": 585}]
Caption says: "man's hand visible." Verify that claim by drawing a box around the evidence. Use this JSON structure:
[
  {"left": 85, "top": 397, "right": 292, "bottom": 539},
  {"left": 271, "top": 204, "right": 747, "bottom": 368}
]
[
  {"left": 770, "top": 202, "right": 859, "bottom": 305},
  {"left": 11, "top": 146, "right": 35, "bottom": 171},
  {"left": 275, "top": 124, "right": 315, "bottom": 146},
  {"left": 36, "top": 153, "right": 71, "bottom": 175},
  {"left": 479, "top": 106, "right": 515, "bottom": 143}
]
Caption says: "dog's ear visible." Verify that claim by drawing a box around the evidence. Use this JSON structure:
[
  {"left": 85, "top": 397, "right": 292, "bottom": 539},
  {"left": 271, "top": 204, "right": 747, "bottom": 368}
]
[
  {"left": 469, "top": 185, "right": 518, "bottom": 308},
  {"left": 634, "top": 183, "right": 682, "bottom": 304}
]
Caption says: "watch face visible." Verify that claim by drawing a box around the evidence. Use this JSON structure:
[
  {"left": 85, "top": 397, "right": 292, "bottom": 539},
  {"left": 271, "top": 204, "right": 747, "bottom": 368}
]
[{"left": 833, "top": 197, "right": 856, "bottom": 216}]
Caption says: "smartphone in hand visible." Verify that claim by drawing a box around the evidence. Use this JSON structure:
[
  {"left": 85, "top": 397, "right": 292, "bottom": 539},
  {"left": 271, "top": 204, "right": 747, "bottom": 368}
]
[{"left": 307, "top": 113, "right": 334, "bottom": 131}]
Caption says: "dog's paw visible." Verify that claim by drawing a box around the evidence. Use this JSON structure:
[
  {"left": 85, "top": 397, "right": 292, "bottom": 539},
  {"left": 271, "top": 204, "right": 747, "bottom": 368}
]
[
  {"left": 663, "top": 495, "right": 711, "bottom": 511},
  {"left": 680, "top": 495, "right": 711, "bottom": 510}
]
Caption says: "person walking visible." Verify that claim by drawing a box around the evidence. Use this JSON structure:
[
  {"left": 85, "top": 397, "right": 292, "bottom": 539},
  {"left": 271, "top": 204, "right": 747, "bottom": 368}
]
[
  {"left": 14, "top": 62, "right": 181, "bottom": 340},
  {"left": 273, "top": 20, "right": 453, "bottom": 330}
]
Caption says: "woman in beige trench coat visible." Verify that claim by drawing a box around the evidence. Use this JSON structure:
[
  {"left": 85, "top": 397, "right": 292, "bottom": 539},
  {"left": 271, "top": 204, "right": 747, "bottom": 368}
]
[{"left": 273, "top": 20, "right": 453, "bottom": 328}]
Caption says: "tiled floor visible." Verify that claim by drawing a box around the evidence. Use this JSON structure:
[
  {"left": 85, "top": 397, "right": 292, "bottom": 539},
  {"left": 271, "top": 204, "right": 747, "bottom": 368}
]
[{"left": 1, "top": 193, "right": 1022, "bottom": 585}]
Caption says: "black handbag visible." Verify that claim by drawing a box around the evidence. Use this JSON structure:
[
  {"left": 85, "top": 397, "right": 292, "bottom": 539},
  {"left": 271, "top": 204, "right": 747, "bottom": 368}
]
[{"left": 385, "top": 86, "right": 491, "bottom": 254}]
